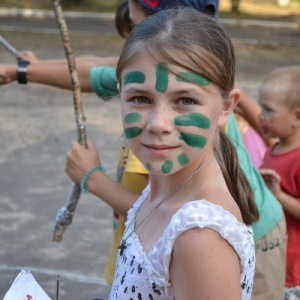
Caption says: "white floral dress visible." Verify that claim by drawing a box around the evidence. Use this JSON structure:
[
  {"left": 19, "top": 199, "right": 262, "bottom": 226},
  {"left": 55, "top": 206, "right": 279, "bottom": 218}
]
[{"left": 109, "top": 185, "right": 255, "bottom": 300}]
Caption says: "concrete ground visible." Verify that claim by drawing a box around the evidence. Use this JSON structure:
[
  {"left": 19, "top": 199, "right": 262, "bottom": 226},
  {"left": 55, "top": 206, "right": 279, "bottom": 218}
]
[{"left": 0, "top": 13, "right": 300, "bottom": 299}]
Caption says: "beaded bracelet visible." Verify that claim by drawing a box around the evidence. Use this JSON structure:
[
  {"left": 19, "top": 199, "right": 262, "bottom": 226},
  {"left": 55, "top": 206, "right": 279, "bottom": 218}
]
[{"left": 80, "top": 165, "right": 106, "bottom": 193}]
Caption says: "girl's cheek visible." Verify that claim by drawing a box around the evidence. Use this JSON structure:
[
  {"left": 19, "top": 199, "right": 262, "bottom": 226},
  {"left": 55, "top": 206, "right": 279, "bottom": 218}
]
[
  {"left": 123, "top": 112, "right": 144, "bottom": 140},
  {"left": 175, "top": 112, "right": 211, "bottom": 149}
]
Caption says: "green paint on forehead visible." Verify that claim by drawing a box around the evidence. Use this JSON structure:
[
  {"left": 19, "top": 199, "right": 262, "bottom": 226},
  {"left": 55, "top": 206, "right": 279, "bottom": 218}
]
[
  {"left": 156, "top": 63, "right": 168, "bottom": 93},
  {"left": 178, "top": 153, "right": 190, "bottom": 166},
  {"left": 124, "top": 127, "right": 143, "bottom": 139},
  {"left": 180, "top": 132, "right": 207, "bottom": 148},
  {"left": 146, "top": 162, "right": 152, "bottom": 171},
  {"left": 124, "top": 71, "right": 145, "bottom": 85},
  {"left": 124, "top": 112, "right": 142, "bottom": 124},
  {"left": 175, "top": 113, "right": 210, "bottom": 129},
  {"left": 161, "top": 160, "right": 173, "bottom": 173},
  {"left": 176, "top": 72, "right": 210, "bottom": 86}
]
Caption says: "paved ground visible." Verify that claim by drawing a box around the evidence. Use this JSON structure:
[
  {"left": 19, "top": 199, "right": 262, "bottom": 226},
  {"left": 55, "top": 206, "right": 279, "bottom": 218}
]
[{"left": 0, "top": 15, "right": 300, "bottom": 299}]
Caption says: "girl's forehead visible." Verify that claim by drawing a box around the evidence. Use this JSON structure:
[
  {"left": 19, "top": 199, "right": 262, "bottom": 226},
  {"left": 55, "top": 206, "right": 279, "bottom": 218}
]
[{"left": 122, "top": 59, "right": 210, "bottom": 90}]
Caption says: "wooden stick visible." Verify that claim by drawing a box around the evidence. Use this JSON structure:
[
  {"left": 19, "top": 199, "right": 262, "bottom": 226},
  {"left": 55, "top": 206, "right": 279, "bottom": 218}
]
[{"left": 51, "top": 0, "right": 87, "bottom": 242}]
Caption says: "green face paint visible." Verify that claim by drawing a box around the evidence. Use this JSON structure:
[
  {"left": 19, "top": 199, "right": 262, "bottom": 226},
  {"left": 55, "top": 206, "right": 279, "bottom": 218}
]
[
  {"left": 180, "top": 132, "right": 207, "bottom": 148},
  {"left": 124, "top": 112, "right": 142, "bottom": 124},
  {"left": 156, "top": 63, "right": 168, "bottom": 93},
  {"left": 176, "top": 72, "right": 210, "bottom": 86},
  {"left": 175, "top": 113, "right": 210, "bottom": 129},
  {"left": 124, "top": 127, "right": 143, "bottom": 139},
  {"left": 178, "top": 153, "right": 190, "bottom": 166},
  {"left": 146, "top": 162, "right": 152, "bottom": 171},
  {"left": 124, "top": 71, "right": 145, "bottom": 85},
  {"left": 161, "top": 160, "right": 173, "bottom": 173}
]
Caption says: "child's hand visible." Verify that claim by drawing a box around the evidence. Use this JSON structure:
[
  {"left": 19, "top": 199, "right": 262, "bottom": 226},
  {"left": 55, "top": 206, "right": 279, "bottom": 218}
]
[
  {"left": 65, "top": 139, "right": 101, "bottom": 185},
  {"left": 259, "top": 168, "right": 282, "bottom": 199}
]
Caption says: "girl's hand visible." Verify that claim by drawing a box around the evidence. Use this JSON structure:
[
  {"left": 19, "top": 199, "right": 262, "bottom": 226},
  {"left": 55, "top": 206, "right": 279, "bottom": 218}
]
[
  {"left": 65, "top": 139, "right": 101, "bottom": 184},
  {"left": 259, "top": 168, "right": 282, "bottom": 199}
]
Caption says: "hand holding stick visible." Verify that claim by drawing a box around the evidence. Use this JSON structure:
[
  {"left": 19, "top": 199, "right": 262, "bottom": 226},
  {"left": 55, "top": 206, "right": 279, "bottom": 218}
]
[{"left": 51, "top": 0, "right": 87, "bottom": 242}]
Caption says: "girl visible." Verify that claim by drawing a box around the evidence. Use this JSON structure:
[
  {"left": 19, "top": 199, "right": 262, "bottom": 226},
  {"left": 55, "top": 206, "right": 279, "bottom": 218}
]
[{"left": 109, "top": 7, "right": 259, "bottom": 299}]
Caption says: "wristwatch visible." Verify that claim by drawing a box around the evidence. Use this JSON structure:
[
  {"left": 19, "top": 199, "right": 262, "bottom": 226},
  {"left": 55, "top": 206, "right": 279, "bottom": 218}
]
[{"left": 17, "top": 60, "right": 30, "bottom": 84}]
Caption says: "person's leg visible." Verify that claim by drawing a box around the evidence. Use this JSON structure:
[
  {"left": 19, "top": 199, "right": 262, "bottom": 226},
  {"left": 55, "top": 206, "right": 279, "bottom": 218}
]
[{"left": 252, "top": 215, "right": 287, "bottom": 300}]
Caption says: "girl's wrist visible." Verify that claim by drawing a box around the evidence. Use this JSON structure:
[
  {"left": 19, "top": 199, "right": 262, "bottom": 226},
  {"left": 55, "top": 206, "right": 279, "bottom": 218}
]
[{"left": 80, "top": 165, "right": 106, "bottom": 193}]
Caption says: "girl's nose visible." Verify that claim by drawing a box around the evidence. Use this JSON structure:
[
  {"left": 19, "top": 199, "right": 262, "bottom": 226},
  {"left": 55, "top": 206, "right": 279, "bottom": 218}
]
[{"left": 146, "top": 105, "right": 174, "bottom": 135}]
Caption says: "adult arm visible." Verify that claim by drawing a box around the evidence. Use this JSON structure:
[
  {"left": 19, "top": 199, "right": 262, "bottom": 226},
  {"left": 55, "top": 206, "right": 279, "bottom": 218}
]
[
  {"left": 65, "top": 140, "right": 139, "bottom": 216},
  {"left": 170, "top": 227, "right": 241, "bottom": 300},
  {"left": 0, "top": 55, "right": 119, "bottom": 92}
]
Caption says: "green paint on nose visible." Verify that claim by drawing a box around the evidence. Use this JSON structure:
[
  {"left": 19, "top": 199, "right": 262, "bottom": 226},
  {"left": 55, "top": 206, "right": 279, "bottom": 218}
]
[
  {"left": 178, "top": 153, "right": 190, "bottom": 166},
  {"left": 175, "top": 113, "right": 210, "bottom": 129},
  {"left": 124, "top": 71, "right": 145, "bottom": 85},
  {"left": 176, "top": 72, "right": 210, "bottom": 86},
  {"left": 124, "top": 112, "right": 142, "bottom": 124},
  {"left": 124, "top": 127, "right": 143, "bottom": 139},
  {"left": 180, "top": 132, "right": 207, "bottom": 148},
  {"left": 146, "top": 162, "right": 152, "bottom": 171},
  {"left": 161, "top": 160, "right": 173, "bottom": 173},
  {"left": 156, "top": 63, "right": 168, "bottom": 93}
]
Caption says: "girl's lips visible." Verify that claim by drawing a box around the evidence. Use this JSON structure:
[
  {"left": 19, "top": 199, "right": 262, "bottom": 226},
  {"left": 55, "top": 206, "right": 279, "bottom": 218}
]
[{"left": 143, "top": 144, "right": 178, "bottom": 155}]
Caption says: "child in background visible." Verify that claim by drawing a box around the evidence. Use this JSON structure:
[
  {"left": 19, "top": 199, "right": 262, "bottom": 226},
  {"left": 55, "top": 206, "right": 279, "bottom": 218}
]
[
  {"left": 108, "top": 7, "right": 258, "bottom": 298},
  {"left": 259, "top": 66, "right": 300, "bottom": 300}
]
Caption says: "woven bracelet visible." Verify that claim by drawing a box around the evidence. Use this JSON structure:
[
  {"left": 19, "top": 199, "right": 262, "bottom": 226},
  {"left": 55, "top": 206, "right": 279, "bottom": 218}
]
[{"left": 80, "top": 165, "right": 106, "bottom": 193}]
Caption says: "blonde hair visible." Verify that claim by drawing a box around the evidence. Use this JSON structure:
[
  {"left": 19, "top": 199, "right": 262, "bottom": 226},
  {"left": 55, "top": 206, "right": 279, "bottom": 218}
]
[{"left": 259, "top": 66, "right": 300, "bottom": 110}]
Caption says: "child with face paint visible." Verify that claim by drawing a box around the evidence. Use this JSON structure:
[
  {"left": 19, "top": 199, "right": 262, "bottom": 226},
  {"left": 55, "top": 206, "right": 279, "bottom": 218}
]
[
  {"left": 258, "top": 66, "right": 300, "bottom": 300},
  {"left": 0, "top": 0, "right": 286, "bottom": 296},
  {"left": 107, "top": 8, "right": 258, "bottom": 299}
]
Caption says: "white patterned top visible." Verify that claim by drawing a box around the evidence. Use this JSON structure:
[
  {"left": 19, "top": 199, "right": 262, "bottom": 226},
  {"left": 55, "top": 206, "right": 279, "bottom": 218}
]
[{"left": 109, "top": 185, "right": 255, "bottom": 300}]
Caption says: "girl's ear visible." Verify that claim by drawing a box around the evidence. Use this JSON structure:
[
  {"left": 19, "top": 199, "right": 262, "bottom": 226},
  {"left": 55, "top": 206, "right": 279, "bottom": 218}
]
[
  {"left": 217, "top": 88, "right": 240, "bottom": 128},
  {"left": 117, "top": 83, "right": 120, "bottom": 92}
]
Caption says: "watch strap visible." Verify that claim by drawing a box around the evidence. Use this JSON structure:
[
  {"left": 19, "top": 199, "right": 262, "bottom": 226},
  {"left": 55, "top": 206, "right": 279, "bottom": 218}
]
[{"left": 17, "top": 60, "right": 30, "bottom": 84}]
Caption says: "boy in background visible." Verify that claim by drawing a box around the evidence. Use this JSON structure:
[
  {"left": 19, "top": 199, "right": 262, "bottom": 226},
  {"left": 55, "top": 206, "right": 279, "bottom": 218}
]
[{"left": 259, "top": 66, "right": 300, "bottom": 300}]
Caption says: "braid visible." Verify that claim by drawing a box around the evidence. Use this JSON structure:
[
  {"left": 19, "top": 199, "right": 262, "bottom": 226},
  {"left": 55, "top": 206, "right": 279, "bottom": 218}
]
[{"left": 214, "top": 129, "right": 259, "bottom": 225}]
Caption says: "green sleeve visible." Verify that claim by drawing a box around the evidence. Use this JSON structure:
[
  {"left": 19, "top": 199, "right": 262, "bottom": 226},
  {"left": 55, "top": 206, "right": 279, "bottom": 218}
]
[
  {"left": 226, "top": 114, "right": 282, "bottom": 241},
  {"left": 89, "top": 66, "right": 119, "bottom": 100}
]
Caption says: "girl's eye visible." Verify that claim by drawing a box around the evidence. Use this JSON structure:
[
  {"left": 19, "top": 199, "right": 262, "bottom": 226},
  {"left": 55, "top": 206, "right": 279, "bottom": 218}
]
[
  {"left": 133, "top": 96, "right": 150, "bottom": 104},
  {"left": 178, "top": 98, "right": 195, "bottom": 105}
]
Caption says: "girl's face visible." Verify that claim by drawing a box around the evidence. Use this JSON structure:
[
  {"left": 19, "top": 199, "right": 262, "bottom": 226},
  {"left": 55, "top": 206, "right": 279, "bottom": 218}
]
[
  {"left": 120, "top": 55, "right": 238, "bottom": 175},
  {"left": 259, "top": 89, "right": 296, "bottom": 139}
]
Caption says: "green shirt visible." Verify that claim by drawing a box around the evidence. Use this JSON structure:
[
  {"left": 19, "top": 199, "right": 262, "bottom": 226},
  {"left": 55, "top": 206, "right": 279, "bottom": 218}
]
[
  {"left": 90, "top": 66, "right": 118, "bottom": 100},
  {"left": 227, "top": 114, "right": 283, "bottom": 241}
]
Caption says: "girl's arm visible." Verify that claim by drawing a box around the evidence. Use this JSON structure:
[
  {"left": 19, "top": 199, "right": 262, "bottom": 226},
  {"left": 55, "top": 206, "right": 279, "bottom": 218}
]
[
  {"left": 170, "top": 227, "right": 241, "bottom": 300},
  {"left": 65, "top": 140, "right": 139, "bottom": 216}
]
